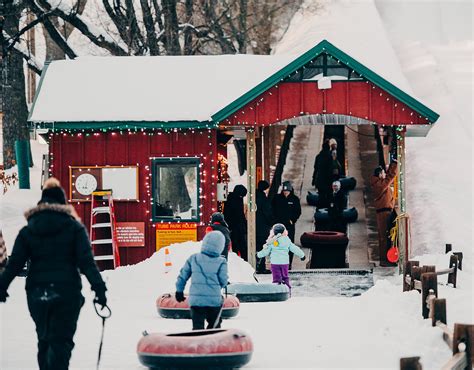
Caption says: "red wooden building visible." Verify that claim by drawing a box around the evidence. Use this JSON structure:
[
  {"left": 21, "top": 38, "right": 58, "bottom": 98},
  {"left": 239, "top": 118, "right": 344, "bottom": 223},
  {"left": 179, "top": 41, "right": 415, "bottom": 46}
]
[{"left": 29, "top": 40, "right": 439, "bottom": 268}]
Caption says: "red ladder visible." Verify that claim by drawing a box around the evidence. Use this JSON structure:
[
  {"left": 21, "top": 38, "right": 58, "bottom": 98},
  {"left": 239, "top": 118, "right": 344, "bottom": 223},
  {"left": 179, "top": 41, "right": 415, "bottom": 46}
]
[{"left": 90, "top": 190, "right": 120, "bottom": 269}]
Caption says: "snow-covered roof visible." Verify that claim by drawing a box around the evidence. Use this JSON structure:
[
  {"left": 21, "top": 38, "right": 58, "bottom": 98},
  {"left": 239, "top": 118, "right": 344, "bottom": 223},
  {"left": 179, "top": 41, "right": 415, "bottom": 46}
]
[{"left": 29, "top": 55, "right": 294, "bottom": 124}]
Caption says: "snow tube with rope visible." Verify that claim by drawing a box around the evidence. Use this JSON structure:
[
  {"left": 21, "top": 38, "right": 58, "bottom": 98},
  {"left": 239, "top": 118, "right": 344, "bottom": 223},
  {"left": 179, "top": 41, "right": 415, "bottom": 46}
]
[
  {"left": 156, "top": 293, "right": 240, "bottom": 319},
  {"left": 314, "top": 207, "right": 358, "bottom": 223},
  {"left": 137, "top": 328, "right": 253, "bottom": 369},
  {"left": 339, "top": 176, "right": 357, "bottom": 191},
  {"left": 226, "top": 283, "right": 289, "bottom": 302}
]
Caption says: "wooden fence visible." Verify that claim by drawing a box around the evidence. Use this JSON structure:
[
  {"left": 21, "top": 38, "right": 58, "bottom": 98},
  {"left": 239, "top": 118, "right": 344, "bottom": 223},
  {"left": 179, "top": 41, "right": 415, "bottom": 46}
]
[{"left": 400, "top": 245, "right": 472, "bottom": 370}]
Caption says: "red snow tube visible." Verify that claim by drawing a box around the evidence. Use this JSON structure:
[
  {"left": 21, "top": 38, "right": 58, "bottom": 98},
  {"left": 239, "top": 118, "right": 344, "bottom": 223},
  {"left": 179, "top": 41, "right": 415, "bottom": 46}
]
[
  {"left": 137, "top": 328, "right": 253, "bottom": 369},
  {"left": 156, "top": 293, "right": 240, "bottom": 319},
  {"left": 300, "top": 231, "right": 349, "bottom": 268}
]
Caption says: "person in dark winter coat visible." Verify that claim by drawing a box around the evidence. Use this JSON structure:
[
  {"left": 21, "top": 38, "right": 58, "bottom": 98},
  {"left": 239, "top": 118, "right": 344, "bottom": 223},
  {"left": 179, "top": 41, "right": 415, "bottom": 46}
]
[
  {"left": 208, "top": 212, "right": 231, "bottom": 260},
  {"left": 255, "top": 180, "right": 273, "bottom": 273},
  {"left": 327, "top": 181, "right": 347, "bottom": 233},
  {"left": 0, "top": 178, "right": 107, "bottom": 370},
  {"left": 0, "top": 229, "right": 7, "bottom": 273},
  {"left": 312, "top": 140, "right": 333, "bottom": 204},
  {"left": 330, "top": 150, "right": 343, "bottom": 181},
  {"left": 175, "top": 231, "right": 228, "bottom": 330},
  {"left": 272, "top": 181, "right": 301, "bottom": 269},
  {"left": 370, "top": 160, "right": 398, "bottom": 266},
  {"left": 223, "top": 184, "right": 248, "bottom": 261}
]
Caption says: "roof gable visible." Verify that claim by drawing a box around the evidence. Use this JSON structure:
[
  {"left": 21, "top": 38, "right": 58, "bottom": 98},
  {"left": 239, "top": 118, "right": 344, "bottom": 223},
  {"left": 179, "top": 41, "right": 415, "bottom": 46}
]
[{"left": 211, "top": 40, "right": 439, "bottom": 124}]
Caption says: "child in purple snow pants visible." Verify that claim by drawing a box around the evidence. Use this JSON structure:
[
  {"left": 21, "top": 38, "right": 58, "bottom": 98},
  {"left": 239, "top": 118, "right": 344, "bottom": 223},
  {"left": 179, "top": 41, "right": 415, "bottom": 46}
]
[
  {"left": 271, "top": 264, "right": 291, "bottom": 290},
  {"left": 257, "top": 223, "right": 306, "bottom": 296}
]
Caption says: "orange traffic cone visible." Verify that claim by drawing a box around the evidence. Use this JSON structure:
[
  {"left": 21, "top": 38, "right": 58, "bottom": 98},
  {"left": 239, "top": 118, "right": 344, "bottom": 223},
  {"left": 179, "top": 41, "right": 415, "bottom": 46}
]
[{"left": 164, "top": 248, "right": 172, "bottom": 273}]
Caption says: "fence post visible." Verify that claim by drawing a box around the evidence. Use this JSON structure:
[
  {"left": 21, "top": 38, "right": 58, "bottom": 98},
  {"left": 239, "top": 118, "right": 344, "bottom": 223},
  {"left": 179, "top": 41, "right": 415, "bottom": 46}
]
[
  {"left": 400, "top": 357, "right": 422, "bottom": 370},
  {"left": 445, "top": 244, "right": 452, "bottom": 253},
  {"left": 404, "top": 260, "right": 419, "bottom": 292},
  {"left": 431, "top": 298, "right": 447, "bottom": 327},
  {"left": 453, "top": 252, "right": 463, "bottom": 271},
  {"left": 452, "top": 324, "right": 473, "bottom": 369},
  {"left": 447, "top": 255, "right": 459, "bottom": 288},
  {"left": 421, "top": 272, "right": 437, "bottom": 319},
  {"left": 411, "top": 266, "right": 422, "bottom": 291}
]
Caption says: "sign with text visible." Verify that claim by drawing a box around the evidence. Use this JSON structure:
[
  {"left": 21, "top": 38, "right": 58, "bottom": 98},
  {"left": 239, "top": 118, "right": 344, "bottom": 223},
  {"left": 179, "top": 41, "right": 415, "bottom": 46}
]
[
  {"left": 116, "top": 222, "right": 145, "bottom": 247},
  {"left": 156, "top": 223, "right": 197, "bottom": 251}
]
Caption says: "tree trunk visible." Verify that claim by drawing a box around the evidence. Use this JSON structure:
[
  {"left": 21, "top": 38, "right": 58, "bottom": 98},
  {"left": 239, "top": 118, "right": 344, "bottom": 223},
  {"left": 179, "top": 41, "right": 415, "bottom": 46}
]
[
  {"left": 2, "top": 7, "right": 30, "bottom": 169},
  {"left": 162, "top": 0, "right": 181, "bottom": 55}
]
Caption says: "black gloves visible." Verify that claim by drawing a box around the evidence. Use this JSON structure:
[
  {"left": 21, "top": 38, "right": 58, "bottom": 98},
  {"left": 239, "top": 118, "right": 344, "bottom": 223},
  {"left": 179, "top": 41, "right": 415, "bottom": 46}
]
[
  {"left": 94, "top": 289, "right": 107, "bottom": 308},
  {"left": 0, "top": 290, "right": 8, "bottom": 303},
  {"left": 301, "top": 256, "right": 306, "bottom": 261},
  {"left": 175, "top": 291, "right": 185, "bottom": 302}
]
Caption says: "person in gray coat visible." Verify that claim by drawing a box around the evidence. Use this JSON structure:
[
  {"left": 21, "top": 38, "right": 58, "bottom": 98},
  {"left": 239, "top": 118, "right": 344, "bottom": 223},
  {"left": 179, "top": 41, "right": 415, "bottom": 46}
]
[{"left": 175, "top": 231, "right": 228, "bottom": 330}]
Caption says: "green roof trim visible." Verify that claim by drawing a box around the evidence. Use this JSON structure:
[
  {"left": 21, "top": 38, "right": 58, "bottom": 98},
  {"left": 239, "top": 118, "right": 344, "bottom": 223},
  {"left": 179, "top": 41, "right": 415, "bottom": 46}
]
[
  {"left": 211, "top": 39, "right": 440, "bottom": 124},
  {"left": 33, "top": 120, "right": 216, "bottom": 130}
]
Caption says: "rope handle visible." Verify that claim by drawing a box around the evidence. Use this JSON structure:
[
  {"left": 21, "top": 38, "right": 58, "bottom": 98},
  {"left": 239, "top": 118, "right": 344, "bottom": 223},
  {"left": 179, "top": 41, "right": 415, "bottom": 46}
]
[{"left": 94, "top": 302, "right": 112, "bottom": 319}]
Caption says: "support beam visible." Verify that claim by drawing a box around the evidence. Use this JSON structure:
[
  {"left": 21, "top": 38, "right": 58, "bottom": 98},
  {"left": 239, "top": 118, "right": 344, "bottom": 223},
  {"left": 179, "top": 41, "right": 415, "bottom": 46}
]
[
  {"left": 397, "top": 127, "right": 407, "bottom": 274},
  {"left": 246, "top": 128, "right": 257, "bottom": 269}
]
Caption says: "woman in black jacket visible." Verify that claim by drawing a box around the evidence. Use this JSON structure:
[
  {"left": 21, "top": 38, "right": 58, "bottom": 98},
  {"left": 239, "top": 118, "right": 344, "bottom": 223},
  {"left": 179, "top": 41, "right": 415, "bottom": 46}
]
[
  {"left": 223, "top": 184, "right": 248, "bottom": 261},
  {"left": 0, "top": 178, "right": 107, "bottom": 370}
]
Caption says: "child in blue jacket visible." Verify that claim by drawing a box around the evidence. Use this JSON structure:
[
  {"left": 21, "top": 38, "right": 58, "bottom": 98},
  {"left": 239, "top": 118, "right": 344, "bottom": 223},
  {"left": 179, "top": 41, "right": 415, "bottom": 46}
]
[
  {"left": 257, "top": 223, "right": 305, "bottom": 292},
  {"left": 175, "top": 231, "right": 228, "bottom": 330}
]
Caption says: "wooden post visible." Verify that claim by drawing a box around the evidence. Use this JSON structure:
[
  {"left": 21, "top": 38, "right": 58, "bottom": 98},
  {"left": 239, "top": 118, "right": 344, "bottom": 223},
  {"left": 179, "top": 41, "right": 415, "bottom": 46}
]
[
  {"left": 400, "top": 357, "right": 422, "bottom": 370},
  {"left": 453, "top": 324, "right": 474, "bottom": 369},
  {"left": 445, "top": 243, "right": 452, "bottom": 253},
  {"left": 404, "top": 260, "right": 419, "bottom": 291},
  {"left": 447, "top": 255, "right": 459, "bottom": 288},
  {"left": 431, "top": 298, "right": 447, "bottom": 327},
  {"left": 411, "top": 266, "right": 422, "bottom": 291},
  {"left": 453, "top": 252, "right": 463, "bottom": 270},
  {"left": 421, "top": 272, "right": 438, "bottom": 319},
  {"left": 396, "top": 128, "right": 407, "bottom": 274},
  {"left": 246, "top": 128, "right": 257, "bottom": 269}
]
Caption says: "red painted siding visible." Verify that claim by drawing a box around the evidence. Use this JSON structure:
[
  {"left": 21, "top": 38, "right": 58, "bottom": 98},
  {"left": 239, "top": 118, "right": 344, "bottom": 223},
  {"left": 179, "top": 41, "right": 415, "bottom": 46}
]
[{"left": 50, "top": 130, "right": 217, "bottom": 266}]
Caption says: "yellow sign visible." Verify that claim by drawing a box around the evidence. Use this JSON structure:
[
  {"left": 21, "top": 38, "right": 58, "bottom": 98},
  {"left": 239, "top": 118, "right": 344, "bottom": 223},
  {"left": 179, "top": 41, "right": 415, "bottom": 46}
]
[{"left": 156, "top": 223, "right": 198, "bottom": 251}]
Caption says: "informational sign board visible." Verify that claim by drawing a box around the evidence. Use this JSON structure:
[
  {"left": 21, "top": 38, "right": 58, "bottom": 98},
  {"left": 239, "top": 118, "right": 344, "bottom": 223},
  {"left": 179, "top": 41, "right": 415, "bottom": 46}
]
[
  {"left": 156, "top": 223, "right": 197, "bottom": 251},
  {"left": 116, "top": 222, "right": 145, "bottom": 247}
]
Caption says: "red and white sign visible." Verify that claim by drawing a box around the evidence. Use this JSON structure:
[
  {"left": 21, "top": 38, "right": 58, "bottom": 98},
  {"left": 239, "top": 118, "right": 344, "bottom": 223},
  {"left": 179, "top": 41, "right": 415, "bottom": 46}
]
[{"left": 116, "top": 222, "right": 145, "bottom": 247}]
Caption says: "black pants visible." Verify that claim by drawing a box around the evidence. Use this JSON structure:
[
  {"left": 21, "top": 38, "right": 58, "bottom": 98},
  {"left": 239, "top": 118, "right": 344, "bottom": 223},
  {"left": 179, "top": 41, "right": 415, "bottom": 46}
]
[
  {"left": 231, "top": 231, "right": 247, "bottom": 261},
  {"left": 285, "top": 223, "right": 296, "bottom": 268},
  {"left": 256, "top": 233, "right": 269, "bottom": 272},
  {"left": 27, "top": 287, "right": 84, "bottom": 370},
  {"left": 190, "top": 306, "right": 222, "bottom": 330}
]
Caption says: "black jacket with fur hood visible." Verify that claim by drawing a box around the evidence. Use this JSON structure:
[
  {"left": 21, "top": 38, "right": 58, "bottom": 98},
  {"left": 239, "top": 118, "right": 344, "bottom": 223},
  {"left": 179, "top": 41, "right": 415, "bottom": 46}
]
[{"left": 0, "top": 203, "right": 106, "bottom": 295}]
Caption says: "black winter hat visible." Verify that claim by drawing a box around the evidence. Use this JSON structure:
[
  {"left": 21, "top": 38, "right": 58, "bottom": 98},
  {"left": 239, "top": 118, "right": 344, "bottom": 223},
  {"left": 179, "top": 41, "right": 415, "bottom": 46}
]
[
  {"left": 272, "top": 223, "right": 286, "bottom": 235},
  {"left": 211, "top": 212, "right": 225, "bottom": 224},
  {"left": 257, "top": 180, "right": 270, "bottom": 192},
  {"left": 373, "top": 166, "right": 384, "bottom": 177},
  {"left": 282, "top": 181, "right": 293, "bottom": 192},
  {"left": 233, "top": 184, "right": 248, "bottom": 197},
  {"left": 40, "top": 177, "right": 67, "bottom": 205}
]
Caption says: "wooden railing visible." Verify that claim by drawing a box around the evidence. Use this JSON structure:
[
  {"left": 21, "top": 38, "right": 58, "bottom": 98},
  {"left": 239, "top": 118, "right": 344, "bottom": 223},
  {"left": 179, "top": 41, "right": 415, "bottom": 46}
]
[{"left": 400, "top": 246, "right": 472, "bottom": 370}]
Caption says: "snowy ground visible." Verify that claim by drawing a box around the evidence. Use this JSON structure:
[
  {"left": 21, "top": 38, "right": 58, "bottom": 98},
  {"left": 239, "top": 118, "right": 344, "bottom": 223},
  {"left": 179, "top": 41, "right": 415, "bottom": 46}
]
[{"left": 1, "top": 1, "right": 473, "bottom": 369}]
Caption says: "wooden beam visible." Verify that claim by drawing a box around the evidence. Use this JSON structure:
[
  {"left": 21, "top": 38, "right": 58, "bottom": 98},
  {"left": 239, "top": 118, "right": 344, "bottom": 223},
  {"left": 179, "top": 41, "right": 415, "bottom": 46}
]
[
  {"left": 246, "top": 128, "right": 257, "bottom": 269},
  {"left": 397, "top": 128, "right": 408, "bottom": 273}
]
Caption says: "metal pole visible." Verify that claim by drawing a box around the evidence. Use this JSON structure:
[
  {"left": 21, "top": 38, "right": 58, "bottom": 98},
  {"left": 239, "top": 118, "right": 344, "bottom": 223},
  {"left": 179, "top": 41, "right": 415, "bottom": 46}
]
[{"left": 246, "top": 128, "right": 257, "bottom": 269}]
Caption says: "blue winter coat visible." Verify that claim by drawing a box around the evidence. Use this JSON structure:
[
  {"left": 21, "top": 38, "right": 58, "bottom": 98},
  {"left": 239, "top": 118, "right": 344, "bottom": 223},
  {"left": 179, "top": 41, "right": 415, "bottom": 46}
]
[
  {"left": 176, "top": 242, "right": 228, "bottom": 307},
  {"left": 257, "top": 234, "right": 305, "bottom": 265}
]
